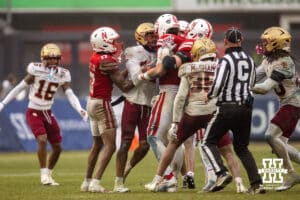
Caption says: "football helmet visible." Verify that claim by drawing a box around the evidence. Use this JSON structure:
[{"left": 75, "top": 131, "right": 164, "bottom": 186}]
[
  {"left": 90, "top": 27, "right": 120, "bottom": 53},
  {"left": 260, "top": 26, "right": 291, "bottom": 54},
  {"left": 178, "top": 20, "right": 189, "bottom": 37},
  {"left": 186, "top": 18, "right": 213, "bottom": 39},
  {"left": 191, "top": 37, "right": 216, "bottom": 62},
  {"left": 135, "top": 22, "right": 157, "bottom": 50},
  {"left": 154, "top": 14, "right": 179, "bottom": 37},
  {"left": 40, "top": 43, "right": 61, "bottom": 59}
]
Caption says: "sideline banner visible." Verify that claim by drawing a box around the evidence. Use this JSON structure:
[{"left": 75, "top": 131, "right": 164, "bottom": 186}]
[
  {"left": 0, "top": 96, "right": 299, "bottom": 152},
  {"left": 0, "top": 99, "right": 92, "bottom": 152},
  {"left": 173, "top": 0, "right": 300, "bottom": 12}
]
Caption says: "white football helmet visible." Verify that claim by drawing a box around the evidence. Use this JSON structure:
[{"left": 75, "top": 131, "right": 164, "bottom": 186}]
[
  {"left": 154, "top": 14, "right": 179, "bottom": 37},
  {"left": 186, "top": 18, "right": 213, "bottom": 39},
  {"left": 178, "top": 20, "right": 189, "bottom": 37},
  {"left": 90, "top": 27, "right": 120, "bottom": 53}
]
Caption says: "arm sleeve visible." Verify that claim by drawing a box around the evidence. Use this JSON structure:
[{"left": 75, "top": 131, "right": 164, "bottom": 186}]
[
  {"left": 2, "top": 80, "right": 29, "bottom": 105},
  {"left": 252, "top": 78, "right": 278, "bottom": 94},
  {"left": 65, "top": 88, "right": 84, "bottom": 115},
  {"left": 255, "top": 64, "right": 266, "bottom": 83},
  {"left": 173, "top": 76, "right": 189, "bottom": 123}
]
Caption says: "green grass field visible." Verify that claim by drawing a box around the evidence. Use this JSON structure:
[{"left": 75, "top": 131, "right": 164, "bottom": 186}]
[{"left": 1, "top": 143, "right": 300, "bottom": 200}]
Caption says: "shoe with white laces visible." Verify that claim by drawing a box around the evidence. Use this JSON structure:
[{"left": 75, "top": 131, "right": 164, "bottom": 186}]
[
  {"left": 236, "top": 182, "right": 248, "bottom": 193},
  {"left": 209, "top": 171, "right": 232, "bottom": 192},
  {"left": 157, "top": 176, "right": 177, "bottom": 192},
  {"left": 80, "top": 180, "right": 91, "bottom": 192},
  {"left": 145, "top": 175, "right": 163, "bottom": 192},
  {"left": 113, "top": 181, "right": 130, "bottom": 193},
  {"left": 88, "top": 179, "right": 109, "bottom": 193},
  {"left": 41, "top": 173, "right": 51, "bottom": 185},
  {"left": 275, "top": 171, "right": 300, "bottom": 192}
]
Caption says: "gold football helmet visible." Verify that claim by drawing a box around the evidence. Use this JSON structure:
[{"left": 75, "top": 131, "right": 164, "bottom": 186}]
[
  {"left": 261, "top": 27, "right": 291, "bottom": 53},
  {"left": 135, "top": 23, "right": 156, "bottom": 46},
  {"left": 191, "top": 37, "right": 216, "bottom": 62},
  {"left": 40, "top": 43, "right": 62, "bottom": 59}
]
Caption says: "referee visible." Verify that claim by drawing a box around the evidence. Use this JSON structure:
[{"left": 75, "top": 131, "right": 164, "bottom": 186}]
[{"left": 201, "top": 27, "right": 265, "bottom": 194}]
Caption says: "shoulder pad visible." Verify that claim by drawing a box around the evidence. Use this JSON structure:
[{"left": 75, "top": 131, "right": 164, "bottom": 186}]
[
  {"left": 124, "top": 46, "right": 146, "bottom": 61},
  {"left": 272, "top": 56, "right": 294, "bottom": 71},
  {"left": 26, "top": 62, "right": 43, "bottom": 75},
  {"left": 178, "top": 39, "right": 194, "bottom": 53},
  {"left": 178, "top": 64, "right": 188, "bottom": 77},
  {"left": 59, "top": 67, "right": 71, "bottom": 82}
]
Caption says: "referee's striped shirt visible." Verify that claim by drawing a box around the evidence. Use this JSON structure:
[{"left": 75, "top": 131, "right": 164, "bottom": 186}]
[{"left": 208, "top": 47, "right": 256, "bottom": 104}]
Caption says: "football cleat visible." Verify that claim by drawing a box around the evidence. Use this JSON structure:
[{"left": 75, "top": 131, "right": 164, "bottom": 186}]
[
  {"left": 145, "top": 175, "right": 163, "bottom": 192},
  {"left": 41, "top": 173, "right": 51, "bottom": 185},
  {"left": 182, "top": 175, "right": 195, "bottom": 189},
  {"left": 88, "top": 180, "right": 109, "bottom": 193},
  {"left": 209, "top": 172, "right": 232, "bottom": 192},
  {"left": 248, "top": 183, "right": 266, "bottom": 194},
  {"left": 275, "top": 171, "right": 300, "bottom": 192},
  {"left": 80, "top": 180, "right": 91, "bottom": 192},
  {"left": 157, "top": 176, "right": 177, "bottom": 192},
  {"left": 201, "top": 179, "right": 216, "bottom": 192},
  {"left": 113, "top": 181, "right": 130, "bottom": 193},
  {"left": 48, "top": 176, "right": 59, "bottom": 186},
  {"left": 236, "top": 182, "right": 248, "bottom": 194}
]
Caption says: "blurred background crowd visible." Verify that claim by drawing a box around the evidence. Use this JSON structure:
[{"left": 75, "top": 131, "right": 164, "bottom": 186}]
[{"left": 0, "top": 0, "right": 300, "bottom": 96}]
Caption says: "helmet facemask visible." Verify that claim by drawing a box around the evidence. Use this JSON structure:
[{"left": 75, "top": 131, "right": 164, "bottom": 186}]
[
  {"left": 135, "top": 23, "right": 157, "bottom": 52},
  {"left": 259, "top": 27, "right": 291, "bottom": 56}
]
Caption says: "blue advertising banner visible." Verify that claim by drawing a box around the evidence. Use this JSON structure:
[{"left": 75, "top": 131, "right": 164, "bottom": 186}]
[
  {"left": 0, "top": 98, "right": 92, "bottom": 152},
  {"left": 0, "top": 95, "right": 299, "bottom": 152}
]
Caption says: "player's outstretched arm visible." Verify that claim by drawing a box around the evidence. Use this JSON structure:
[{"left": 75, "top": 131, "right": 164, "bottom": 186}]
[
  {"left": 0, "top": 74, "right": 33, "bottom": 112},
  {"left": 62, "top": 82, "right": 88, "bottom": 121}
]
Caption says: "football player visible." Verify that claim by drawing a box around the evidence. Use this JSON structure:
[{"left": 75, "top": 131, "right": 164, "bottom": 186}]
[
  {"left": 133, "top": 14, "right": 186, "bottom": 192},
  {"left": 0, "top": 43, "right": 87, "bottom": 186},
  {"left": 80, "top": 27, "right": 134, "bottom": 193},
  {"left": 114, "top": 22, "right": 159, "bottom": 192},
  {"left": 253, "top": 26, "right": 300, "bottom": 192}
]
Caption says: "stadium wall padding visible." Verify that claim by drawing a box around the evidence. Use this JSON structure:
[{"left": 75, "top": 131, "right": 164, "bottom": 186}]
[{"left": 0, "top": 96, "right": 299, "bottom": 152}]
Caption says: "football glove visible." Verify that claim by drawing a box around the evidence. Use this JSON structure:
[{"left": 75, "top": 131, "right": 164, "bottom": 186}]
[{"left": 167, "top": 123, "right": 178, "bottom": 142}]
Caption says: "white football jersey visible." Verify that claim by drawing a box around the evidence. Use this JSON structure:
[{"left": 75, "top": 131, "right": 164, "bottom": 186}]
[
  {"left": 123, "top": 45, "right": 158, "bottom": 106},
  {"left": 173, "top": 60, "right": 217, "bottom": 122},
  {"left": 27, "top": 62, "right": 71, "bottom": 110},
  {"left": 261, "top": 56, "right": 300, "bottom": 107}
]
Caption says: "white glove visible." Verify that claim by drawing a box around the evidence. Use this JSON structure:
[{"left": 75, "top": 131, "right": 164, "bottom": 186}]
[
  {"left": 0, "top": 102, "right": 4, "bottom": 112},
  {"left": 80, "top": 109, "right": 88, "bottom": 122},
  {"left": 167, "top": 123, "right": 178, "bottom": 142}
]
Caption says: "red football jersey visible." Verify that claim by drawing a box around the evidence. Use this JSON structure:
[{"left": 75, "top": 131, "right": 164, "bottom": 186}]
[
  {"left": 89, "top": 52, "right": 118, "bottom": 100},
  {"left": 156, "top": 34, "right": 185, "bottom": 85}
]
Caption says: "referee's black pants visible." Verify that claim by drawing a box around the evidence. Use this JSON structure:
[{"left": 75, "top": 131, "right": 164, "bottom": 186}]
[{"left": 201, "top": 103, "right": 262, "bottom": 186}]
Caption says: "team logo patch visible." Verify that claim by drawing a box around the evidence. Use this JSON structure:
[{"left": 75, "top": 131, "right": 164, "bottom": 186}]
[{"left": 258, "top": 158, "right": 288, "bottom": 190}]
